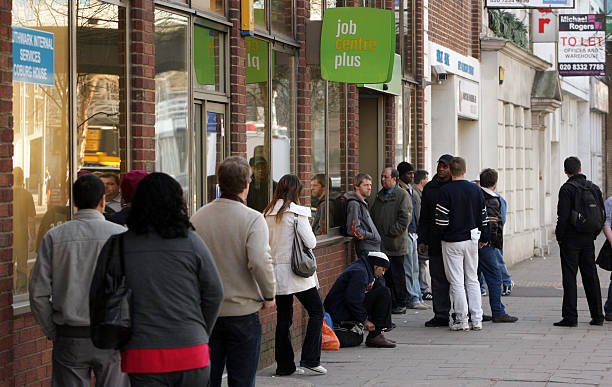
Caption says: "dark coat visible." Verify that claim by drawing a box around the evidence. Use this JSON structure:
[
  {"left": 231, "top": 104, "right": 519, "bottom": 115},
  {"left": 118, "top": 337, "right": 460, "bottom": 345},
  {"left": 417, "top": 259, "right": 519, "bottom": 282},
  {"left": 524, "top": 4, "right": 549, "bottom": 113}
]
[
  {"left": 370, "top": 185, "right": 412, "bottom": 256},
  {"left": 417, "top": 175, "right": 450, "bottom": 256},
  {"left": 555, "top": 174, "right": 604, "bottom": 244}
]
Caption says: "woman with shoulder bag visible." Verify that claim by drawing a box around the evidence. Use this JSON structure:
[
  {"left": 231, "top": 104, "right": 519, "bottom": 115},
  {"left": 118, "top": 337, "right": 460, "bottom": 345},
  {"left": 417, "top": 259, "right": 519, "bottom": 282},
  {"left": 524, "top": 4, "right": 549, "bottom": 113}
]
[
  {"left": 104, "top": 172, "right": 224, "bottom": 386},
  {"left": 263, "top": 174, "right": 327, "bottom": 376}
]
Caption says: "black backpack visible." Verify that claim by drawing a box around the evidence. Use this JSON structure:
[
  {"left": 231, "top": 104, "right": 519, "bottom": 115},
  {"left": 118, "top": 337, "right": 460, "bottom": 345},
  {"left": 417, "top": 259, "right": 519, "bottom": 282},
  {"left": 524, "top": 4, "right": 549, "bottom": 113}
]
[
  {"left": 333, "top": 194, "right": 357, "bottom": 236},
  {"left": 568, "top": 180, "right": 605, "bottom": 234}
]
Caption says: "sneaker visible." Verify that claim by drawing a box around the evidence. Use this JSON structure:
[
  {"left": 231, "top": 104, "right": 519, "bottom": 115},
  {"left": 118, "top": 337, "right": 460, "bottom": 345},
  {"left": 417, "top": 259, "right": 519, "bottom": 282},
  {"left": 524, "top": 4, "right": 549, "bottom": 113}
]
[
  {"left": 303, "top": 365, "right": 327, "bottom": 375},
  {"left": 408, "top": 302, "right": 431, "bottom": 310},
  {"left": 502, "top": 282, "right": 513, "bottom": 296},
  {"left": 470, "top": 321, "right": 482, "bottom": 330},
  {"left": 481, "top": 288, "right": 487, "bottom": 296},
  {"left": 365, "top": 334, "right": 396, "bottom": 348},
  {"left": 425, "top": 317, "right": 449, "bottom": 327},
  {"left": 482, "top": 314, "right": 493, "bottom": 322},
  {"left": 422, "top": 292, "right": 433, "bottom": 300},
  {"left": 450, "top": 320, "right": 470, "bottom": 331},
  {"left": 276, "top": 367, "right": 305, "bottom": 376},
  {"left": 492, "top": 314, "right": 518, "bottom": 323},
  {"left": 391, "top": 306, "right": 407, "bottom": 314}
]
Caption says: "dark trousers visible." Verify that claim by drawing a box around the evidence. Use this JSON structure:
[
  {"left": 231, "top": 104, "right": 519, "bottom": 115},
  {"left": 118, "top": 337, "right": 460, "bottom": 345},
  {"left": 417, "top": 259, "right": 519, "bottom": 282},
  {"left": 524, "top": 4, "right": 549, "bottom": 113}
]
[
  {"left": 275, "top": 287, "right": 324, "bottom": 374},
  {"left": 559, "top": 242, "right": 603, "bottom": 322},
  {"left": 429, "top": 253, "right": 451, "bottom": 320},
  {"left": 52, "top": 336, "right": 128, "bottom": 387},
  {"left": 209, "top": 313, "right": 262, "bottom": 387},
  {"left": 384, "top": 255, "right": 408, "bottom": 308},
  {"left": 129, "top": 367, "right": 210, "bottom": 387},
  {"left": 364, "top": 282, "right": 392, "bottom": 337}
]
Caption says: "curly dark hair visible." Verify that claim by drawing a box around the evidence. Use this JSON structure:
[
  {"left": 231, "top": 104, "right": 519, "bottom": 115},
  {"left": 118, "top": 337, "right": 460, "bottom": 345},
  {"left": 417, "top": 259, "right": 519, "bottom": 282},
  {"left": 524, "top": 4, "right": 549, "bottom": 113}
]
[{"left": 126, "top": 172, "right": 193, "bottom": 238}]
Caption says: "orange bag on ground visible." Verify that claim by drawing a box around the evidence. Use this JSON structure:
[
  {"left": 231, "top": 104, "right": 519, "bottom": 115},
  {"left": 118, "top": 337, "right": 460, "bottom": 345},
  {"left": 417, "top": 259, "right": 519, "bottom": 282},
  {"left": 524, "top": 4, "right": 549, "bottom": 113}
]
[{"left": 322, "top": 320, "right": 340, "bottom": 351}]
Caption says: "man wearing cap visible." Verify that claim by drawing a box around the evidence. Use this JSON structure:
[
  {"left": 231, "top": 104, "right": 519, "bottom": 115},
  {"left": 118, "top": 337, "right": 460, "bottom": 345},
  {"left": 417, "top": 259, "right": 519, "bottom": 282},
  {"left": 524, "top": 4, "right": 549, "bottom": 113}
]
[
  {"left": 397, "top": 162, "right": 429, "bottom": 310},
  {"left": 418, "top": 154, "right": 453, "bottom": 327},
  {"left": 107, "top": 170, "right": 148, "bottom": 226},
  {"left": 324, "top": 251, "right": 395, "bottom": 348}
]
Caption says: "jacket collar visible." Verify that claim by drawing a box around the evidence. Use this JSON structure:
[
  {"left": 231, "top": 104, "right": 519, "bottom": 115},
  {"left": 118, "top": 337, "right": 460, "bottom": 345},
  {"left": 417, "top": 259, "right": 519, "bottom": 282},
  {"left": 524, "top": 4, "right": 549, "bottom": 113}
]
[
  {"left": 74, "top": 208, "right": 105, "bottom": 220},
  {"left": 267, "top": 199, "right": 312, "bottom": 217},
  {"left": 481, "top": 187, "right": 498, "bottom": 197}
]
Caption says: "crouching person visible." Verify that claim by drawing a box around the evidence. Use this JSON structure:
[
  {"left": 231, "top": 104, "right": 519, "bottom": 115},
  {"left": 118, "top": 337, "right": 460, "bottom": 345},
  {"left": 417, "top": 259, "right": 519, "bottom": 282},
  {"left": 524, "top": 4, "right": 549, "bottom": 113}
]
[{"left": 323, "top": 252, "right": 395, "bottom": 348}]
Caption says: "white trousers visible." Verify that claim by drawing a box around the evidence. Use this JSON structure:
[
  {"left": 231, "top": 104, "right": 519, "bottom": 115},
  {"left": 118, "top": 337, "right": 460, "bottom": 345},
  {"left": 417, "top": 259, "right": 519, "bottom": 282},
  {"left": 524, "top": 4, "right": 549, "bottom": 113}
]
[{"left": 441, "top": 240, "right": 482, "bottom": 323}]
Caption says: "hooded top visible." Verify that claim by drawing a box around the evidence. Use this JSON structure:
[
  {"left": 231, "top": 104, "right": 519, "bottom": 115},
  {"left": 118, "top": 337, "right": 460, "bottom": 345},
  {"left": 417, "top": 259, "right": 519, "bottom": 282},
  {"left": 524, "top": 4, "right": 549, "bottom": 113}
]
[{"left": 344, "top": 191, "right": 381, "bottom": 253}]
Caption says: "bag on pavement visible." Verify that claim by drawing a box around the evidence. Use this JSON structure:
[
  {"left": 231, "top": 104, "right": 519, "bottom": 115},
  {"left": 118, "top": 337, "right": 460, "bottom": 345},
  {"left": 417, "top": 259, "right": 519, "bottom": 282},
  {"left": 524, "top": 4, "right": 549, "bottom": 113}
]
[
  {"left": 322, "top": 319, "right": 340, "bottom": 351},
  {"left": 333, "top": 321, "right": 364, "bottom": 348},
  {"left": 291, "top": 214, "right": 317, "bottom": 278},
  {"left": 596, "top": 240, "right": 612, "bottom": 271},
  {"left": 90, "top": 233, "right": 132, "bottom": 349}
]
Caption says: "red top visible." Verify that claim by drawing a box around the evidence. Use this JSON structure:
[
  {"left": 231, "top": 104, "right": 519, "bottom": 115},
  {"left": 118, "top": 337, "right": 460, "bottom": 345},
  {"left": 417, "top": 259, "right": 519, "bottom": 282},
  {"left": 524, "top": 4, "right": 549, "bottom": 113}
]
[{"left": 121, "top": 343, "right": 209, "bottom": 374}]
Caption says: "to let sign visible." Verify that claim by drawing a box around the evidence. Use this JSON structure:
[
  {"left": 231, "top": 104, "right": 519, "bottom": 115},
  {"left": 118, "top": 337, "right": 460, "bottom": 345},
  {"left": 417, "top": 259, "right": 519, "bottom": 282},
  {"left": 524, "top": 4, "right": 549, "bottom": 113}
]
[
  {"left": 320, "top": 7, "right": 395, "bottom": 83},
  {"left": 558, "top": 14, "right": 605, "bottom": 76},
  {"left": 12, "top": 26, "right": 55, "bottom": 86}
]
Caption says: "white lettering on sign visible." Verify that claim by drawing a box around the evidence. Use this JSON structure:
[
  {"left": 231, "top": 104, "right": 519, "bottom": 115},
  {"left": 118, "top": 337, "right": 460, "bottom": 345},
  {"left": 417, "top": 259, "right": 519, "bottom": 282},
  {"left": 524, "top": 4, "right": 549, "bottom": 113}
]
[{"left": 333, "top": 19, "right": 371, "bottom": 69}]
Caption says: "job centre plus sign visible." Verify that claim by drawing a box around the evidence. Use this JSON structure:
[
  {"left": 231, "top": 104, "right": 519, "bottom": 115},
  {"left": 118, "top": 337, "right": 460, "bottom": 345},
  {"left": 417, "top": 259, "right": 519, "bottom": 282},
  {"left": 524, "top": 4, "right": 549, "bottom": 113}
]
[{"left": 321, "top": 7, "right": 395, "bottom": 84}]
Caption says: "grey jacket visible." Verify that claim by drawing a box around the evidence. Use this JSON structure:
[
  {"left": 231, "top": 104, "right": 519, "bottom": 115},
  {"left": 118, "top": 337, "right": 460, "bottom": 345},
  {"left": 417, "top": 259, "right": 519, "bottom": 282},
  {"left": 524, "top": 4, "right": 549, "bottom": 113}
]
[
  {"left": 29, "top": 209, "right": 126, "bottom": 339},
  {"left": 370, "top": 184, "right": 412, "bottom": 256},
  {"left": 345, "top": 191, "right": 381, "bottom": 253},
  {"left": 94, "top": 230, "right": 224, "bottom": 350}
]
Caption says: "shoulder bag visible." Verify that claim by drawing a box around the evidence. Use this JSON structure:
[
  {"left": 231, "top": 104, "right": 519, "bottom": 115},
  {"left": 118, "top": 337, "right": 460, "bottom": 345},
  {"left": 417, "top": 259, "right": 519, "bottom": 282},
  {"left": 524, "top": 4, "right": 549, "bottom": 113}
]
[
  {"left": 596, "top": 240, "right": 612, "bottom": 271},
  {"left": 291, "top": 214, "right": 317, "bottom": 278},
  {"left": 90, "top": 233, "right": 132, "bottom": 349}
]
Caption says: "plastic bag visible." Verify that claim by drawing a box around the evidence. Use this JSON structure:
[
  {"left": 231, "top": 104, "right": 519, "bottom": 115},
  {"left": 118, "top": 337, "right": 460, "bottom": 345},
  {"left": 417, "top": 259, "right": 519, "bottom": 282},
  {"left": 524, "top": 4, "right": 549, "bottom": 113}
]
[{"left": 322, "top": 319, "right": 340, "bottom": 351}]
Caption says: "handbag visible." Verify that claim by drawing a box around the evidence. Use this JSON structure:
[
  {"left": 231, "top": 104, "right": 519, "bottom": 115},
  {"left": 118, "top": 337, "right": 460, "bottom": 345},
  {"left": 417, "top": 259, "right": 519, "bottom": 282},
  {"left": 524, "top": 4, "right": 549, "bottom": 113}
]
[
  {"left": 596, "top": 240, "right": 612, "bottom": 271},
  {"left": 290, "top": 214, "right": 317, "bottom": 278},
  {"left": 90, "top": 234, "right": 132, "bottom": 349}
]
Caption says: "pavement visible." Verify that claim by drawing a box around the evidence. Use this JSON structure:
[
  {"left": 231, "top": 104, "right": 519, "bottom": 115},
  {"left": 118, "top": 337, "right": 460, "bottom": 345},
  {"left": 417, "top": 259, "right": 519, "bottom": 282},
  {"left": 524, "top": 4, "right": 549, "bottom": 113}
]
[{"left": 253, "top": 239, "right": 612, "bottom": 386}]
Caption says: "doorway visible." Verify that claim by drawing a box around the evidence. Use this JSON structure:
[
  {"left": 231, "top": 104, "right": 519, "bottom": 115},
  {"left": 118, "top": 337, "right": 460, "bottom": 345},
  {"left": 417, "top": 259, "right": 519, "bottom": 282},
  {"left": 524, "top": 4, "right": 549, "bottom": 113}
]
[
  {"left": 358, "top": 93, "right": 384, "bottom": 194},
  {"left": 194, "top": 100, "right": 226, "bottom": 208}
]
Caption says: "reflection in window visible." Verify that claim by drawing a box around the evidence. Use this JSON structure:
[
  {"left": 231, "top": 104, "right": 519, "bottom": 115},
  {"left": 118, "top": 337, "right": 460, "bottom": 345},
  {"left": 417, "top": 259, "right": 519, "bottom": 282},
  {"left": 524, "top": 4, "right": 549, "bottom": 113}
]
[
  {"left": 205, "top": 110, "right": 225, "bottom": 203},
  {"left": 271, "top": 0, "right": 293, "bottom": 37},
  {"left": 272, "top": 50, "right": 294, "bottom": 181},
  {"left": 191, "top": 0, "right": 225, "bottom": 16},
  {"left": 395, "top": 88, "right": 404, "bottom": 166},
  {"left": 310, "top": 66, "right": 344, "bottom": 235},
  {"left": 194, "top": 26, "right": 224, "bottom": 93},
  {"left": 77, "top": 0, "right": 125, "bottom": 173},
  {"left": 253, "top": 0, "right": 266, "bottom": 30},
  {"left": 12, "top": 0, "right": 70, "bottom": 294},
  {"left": 246, "top": 37, "right": 270, "bottom": 212},
  {"left": 155, "top": 10, "right": 189, "bottom": 192}
]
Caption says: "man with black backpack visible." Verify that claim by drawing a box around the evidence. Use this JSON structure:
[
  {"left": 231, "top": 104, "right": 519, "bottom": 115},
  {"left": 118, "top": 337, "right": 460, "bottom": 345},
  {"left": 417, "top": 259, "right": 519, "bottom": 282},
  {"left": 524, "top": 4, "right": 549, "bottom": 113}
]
[{"left": 555, "top": 156, "right": 605, "bottom": 327}]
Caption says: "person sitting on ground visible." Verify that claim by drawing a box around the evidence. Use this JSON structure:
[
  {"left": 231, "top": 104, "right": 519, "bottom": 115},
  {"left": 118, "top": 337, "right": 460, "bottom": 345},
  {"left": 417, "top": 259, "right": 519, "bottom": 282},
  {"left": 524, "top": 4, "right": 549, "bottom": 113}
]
[{"left": 323, "top": 251, "right": 396, "bottom": 348}]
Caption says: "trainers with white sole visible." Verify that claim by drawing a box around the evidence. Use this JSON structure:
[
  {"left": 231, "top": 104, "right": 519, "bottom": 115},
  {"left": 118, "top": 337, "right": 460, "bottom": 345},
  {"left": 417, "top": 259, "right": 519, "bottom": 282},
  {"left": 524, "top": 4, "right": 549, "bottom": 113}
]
[
  {"left": 449, "top": 320, "right": 469, "bottom": 331},
  {"left": 303, "top": 365, "right": 327, "bottom": 375},
  {"left": 470, "top": 321, "right": 482, "bottom": 330}
]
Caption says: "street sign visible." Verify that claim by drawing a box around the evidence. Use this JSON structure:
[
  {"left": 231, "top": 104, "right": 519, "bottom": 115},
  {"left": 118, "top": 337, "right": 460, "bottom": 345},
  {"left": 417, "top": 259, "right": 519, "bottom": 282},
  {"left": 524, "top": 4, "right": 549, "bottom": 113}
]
[
  {"left": 558, "top": 14, "right": 605, "bottom": 76},
  {"left": 12, "top": 26, "right": 55, "bottom": 86},
  {"left": 486, "top": 0, "right": 574, "bottom": 8},
  {"left": 531, "top": 9, "right": 558, "bottom": 42},
  {"left": 320, "top": 7, "right": 395, "bottom": 83}
]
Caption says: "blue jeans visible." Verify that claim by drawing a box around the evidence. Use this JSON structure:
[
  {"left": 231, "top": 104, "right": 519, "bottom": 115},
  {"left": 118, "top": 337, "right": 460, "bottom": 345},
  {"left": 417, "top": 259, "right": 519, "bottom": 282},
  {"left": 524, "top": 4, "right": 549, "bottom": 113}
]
[
  {"left": 478, "top": 246, "right": 506, "bottom": 317},
  {"left": 209, "top": 313, "right": 262, "bottom": 387},
  {"left": 497, "top": 251, "right": 512, "bottom": 286},
  {"left": 404, "top": 235, "right": 423, "bottom": 305}
]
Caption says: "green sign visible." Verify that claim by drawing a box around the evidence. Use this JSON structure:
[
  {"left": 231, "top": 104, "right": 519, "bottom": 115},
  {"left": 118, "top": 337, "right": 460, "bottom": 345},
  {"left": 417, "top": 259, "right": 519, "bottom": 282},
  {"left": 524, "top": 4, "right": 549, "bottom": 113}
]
[
  {"left": 194, "top": 26, "right": 215, "bottom": 86},
  {"left": 320, "top": 7, "right": 395, "bottom": 83},
  {"left": 246, "top": 37, "right": 268, "bottom": 83},
  {"left": 361, "top": 54, "right": 402, "bottom": 95}
]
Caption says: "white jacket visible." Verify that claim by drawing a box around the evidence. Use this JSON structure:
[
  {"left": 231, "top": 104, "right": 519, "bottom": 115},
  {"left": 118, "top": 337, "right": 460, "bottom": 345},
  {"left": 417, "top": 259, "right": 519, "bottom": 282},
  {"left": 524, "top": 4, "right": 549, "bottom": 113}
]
[{"left": 265, "top": 200, "right": 318, "bottom": 295}]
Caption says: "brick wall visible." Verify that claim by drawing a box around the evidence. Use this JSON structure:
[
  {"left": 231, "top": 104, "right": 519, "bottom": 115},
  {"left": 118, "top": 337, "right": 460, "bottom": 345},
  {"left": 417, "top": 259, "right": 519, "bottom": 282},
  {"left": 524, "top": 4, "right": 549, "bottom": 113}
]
[
  {"left": 0, "top": 0, "right": 12, "bottom": 384},
  {"left": 428, "top": 0, "right": 479, "bottom": 57},
  {"left": 12, "top": 315, "right": 52, "bottom": 386},
  {"left": 228, "top": 0, "right": 247, "bottom": 157},
  {"left": 130, "top": 0, "right": 156, "bottom": 171},
  {"left": 414, "top": 0, "right": 425, "bottom": 168}
]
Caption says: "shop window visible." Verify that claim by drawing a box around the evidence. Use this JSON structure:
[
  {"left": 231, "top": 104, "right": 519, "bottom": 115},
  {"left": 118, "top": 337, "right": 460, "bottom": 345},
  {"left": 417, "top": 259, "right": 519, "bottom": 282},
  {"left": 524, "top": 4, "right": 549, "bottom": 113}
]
[
  {"left": 254, "top": 0, "right": 266, "bottom": 30},
  {"left": 395, "top": 86, "right": 404, "bottom": 166},
  {"left": 77, "top": 0, "right": 126, "bottom": 173},
  {"left": 191, "top": 0, "right": 225, "bottom": 16},
  {"left": 310, "top": 66, "right": 345, "bottom": 236},
  {"left": 12, "top": 0, "right": 64, "bottom": 298},
  {"left": 194, "top": 25, "right": 225, "bottom": 94},
  {"left": 154, "top": 10, "right": 189, "bottom": 192},
  {"left": 397, "top": 0, "right": 415, "bottom": 78},
  {"left": 271, "top": 50, "right": 294, "bottom": 181},
  {"left": 271, "top": 0, "right": 293, "bottom": 37}
]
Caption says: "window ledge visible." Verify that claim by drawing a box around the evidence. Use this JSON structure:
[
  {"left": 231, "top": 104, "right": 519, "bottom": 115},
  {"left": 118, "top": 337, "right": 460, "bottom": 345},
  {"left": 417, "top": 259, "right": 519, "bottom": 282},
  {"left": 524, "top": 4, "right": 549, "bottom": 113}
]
[
  {"left": 314, "top": 234, "right": 350, "bottom": 248},
  {"left": 13, "top": 295, "right": 31, "bottom": 316}
]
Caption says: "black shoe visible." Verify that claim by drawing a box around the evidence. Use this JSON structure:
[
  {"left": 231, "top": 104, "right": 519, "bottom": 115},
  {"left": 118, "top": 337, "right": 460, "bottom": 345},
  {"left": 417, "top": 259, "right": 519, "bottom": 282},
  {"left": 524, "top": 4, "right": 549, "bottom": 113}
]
[
  {"left": 425, "top": 317, "right": 449, "bottom": 327},
  {"left": 492, "top": 314, "right": 518, "bottom": 323},
  {"left": 553, "top": 319, "right": 577, "bottom": 327},
  {"left": 589, "top": 318, "right": 604, "bottom": 326},
  {"left": 391, "top": 306, "right": 407, "bottom": 314},
  {"left": 605, "top": 315, "right": 612, "bottom": 322},
  {"left": 482, "top": 314, "right": 493, "bottom": 322}
]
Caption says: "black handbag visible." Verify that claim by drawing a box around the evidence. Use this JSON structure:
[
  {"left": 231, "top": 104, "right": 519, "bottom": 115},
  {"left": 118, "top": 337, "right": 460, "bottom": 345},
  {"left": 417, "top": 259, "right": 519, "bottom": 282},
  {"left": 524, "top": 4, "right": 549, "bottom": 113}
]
[
  {"left": 90, "top": 234, "right": 132, "bottom": 349},
  {"left": 596, "top": 240, "right": 612, "bottom": 271},
  {"left": 290, "top": 214, "right": 317, "bottom": 278}
]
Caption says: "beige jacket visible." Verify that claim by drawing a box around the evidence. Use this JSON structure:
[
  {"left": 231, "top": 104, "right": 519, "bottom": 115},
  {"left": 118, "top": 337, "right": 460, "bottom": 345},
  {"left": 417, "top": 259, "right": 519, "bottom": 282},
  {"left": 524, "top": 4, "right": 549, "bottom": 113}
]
[{"left": 191, "top": 198, "right": 275, "bottom": 317}]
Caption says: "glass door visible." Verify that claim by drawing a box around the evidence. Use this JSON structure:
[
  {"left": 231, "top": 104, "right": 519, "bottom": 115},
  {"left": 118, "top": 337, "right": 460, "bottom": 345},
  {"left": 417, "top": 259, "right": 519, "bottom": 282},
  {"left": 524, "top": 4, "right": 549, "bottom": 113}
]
[{"left": 194, "top": 100, "right": 226, "bottom": 208}]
